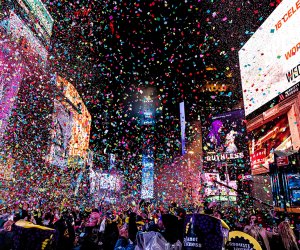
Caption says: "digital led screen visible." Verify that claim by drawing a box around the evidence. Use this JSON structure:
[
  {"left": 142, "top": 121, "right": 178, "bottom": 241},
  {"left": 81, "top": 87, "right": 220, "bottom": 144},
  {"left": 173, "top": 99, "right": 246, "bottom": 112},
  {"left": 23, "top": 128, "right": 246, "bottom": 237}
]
[
  {"left": 8, "top": 11, "right": 48, "bottom": 64},
  {"left": 0, "top": 43, "right": 24, "bottom": 141},
  {"left": 109, "top": 154, "right": 116, "bottom": 170},
  {"left": 180, "top": 102, "right": 186, "bottom": 155},
  {"left": 203, "top": 173, "right": 237, "bottom": 201},
  {"left": 239, "top": 0, "right": 300, "bottom": 116},
  {"left": 141, "top": 154, "right": 154, "bottom": 199},
  {"left": 56, "top": 76, "right": 92, "bottom": 160},
  {"left": 89, "top": 168, "right": 97, "bottom": 194},
  {"left": 141, "top": 95, "right": 155, "bottom": 126},
  {"left": 287, "top": 174, "right": 300, "bottom": 206},
  {"left": 48, "top": 100, "right": 73, "bottom": 168},
  {"left": 249, "top": 114, "right": 291, "bottom": 175},
  {"left": 202, "top": 109, "right": 247, "bottom": 169},
  {"left": 99, "top": 173, "right": 122, "bottom": 191},
  {"left": 18, "top": 0, "right": 54, "bottom": 36}
]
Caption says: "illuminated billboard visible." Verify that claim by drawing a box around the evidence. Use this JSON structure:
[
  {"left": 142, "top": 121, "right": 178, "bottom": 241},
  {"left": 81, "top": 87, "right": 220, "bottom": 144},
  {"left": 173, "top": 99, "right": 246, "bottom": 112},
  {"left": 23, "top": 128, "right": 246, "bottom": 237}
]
[
  {"left": 99, "top": 173, "right": 122, "bottom": 191},
  {"left": 203, "top": 173, "right": 237, "bottom": 201},
  {"left": 0, "top": 43, "right": 24, "bottom": 142},
  {"left": 180, "top": 102, "right": 186, "bottom": 155},
  {"left": 8, "top": 11, "right": 48, "bottom": 65},
  {"left": 48, "top": 99, "right": 73, "bottom": 168},
  {"left": 17, "top": 0, "right": 54, "bottom": 36},
  {"left": 0, "top": 156, "right": 14, "bottom": 183},
  {"left": 133, "top": 87, "right": 159, "bottom": 126},
  {"left": 249, "top": 114, "right": 291, "bottom": 175},
  {"left": 202, "top": 109, "right": 248, "bottom": 170},
  {"left": 91, "top": 171, "right": 123, "bottom": 204},
  {"left": 16, "top": 0, "right": 54, "bottom": 43},
  {"left": 141, "top": 95, "right": 155, "bottom": 126},
  {"left": 141, "top": 154, "right": 154, "bottom": 199},
  {"left": 239, "top": 0, "right": 300, "bottom": 116},
  {"left": 56, "top": 76, "right": 92, "bottom": 160}
]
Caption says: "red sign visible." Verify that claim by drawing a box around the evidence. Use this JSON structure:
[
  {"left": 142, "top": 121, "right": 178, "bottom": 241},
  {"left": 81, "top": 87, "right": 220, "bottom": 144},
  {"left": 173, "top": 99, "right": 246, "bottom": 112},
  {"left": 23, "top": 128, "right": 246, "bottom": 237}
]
[
  {"left": 277, "top": 156, "right": 289, "bottom": 166},
  {"left": 251, "top": 149, "right": 266, "bottom": 168}
]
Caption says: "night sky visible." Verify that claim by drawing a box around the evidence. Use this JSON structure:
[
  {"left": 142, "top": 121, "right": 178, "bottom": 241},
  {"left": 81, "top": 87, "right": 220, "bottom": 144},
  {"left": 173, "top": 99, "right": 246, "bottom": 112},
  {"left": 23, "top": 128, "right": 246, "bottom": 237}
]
[{"left": 44, "top": 0, "right": 280, "bottom": 168}]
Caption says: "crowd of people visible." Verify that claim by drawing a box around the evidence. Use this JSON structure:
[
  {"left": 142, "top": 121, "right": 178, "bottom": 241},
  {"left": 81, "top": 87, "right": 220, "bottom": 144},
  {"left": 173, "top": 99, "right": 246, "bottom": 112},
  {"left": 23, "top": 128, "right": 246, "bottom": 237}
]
[{"left": 0, "top": 199, "right": 299, "bottom": 250}]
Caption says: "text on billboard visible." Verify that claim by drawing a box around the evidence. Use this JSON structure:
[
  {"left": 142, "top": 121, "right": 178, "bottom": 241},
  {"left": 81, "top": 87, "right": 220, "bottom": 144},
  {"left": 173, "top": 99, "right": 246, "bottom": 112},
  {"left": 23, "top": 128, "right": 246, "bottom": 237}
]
[{"left": 275, "top": 0, "right": 300, "bottom": 30}]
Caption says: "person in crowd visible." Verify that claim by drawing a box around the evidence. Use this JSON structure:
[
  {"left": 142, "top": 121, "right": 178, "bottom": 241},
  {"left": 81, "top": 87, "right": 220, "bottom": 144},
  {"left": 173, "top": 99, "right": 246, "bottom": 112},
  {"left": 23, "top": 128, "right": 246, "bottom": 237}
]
[
  {"left": 0, "top": 207, "right": 10, "bottom": 227},
  {"left": 176, "top": 207, "right": 186, "bottom": 243},
  {"left": 275, "top": 220, "right": 299, "bottom": 250},
  {"left": 0, "top": 219, "right": 15, "bottom": 250},
  {"left": 23, "top": 211, "right": 37, "bottom": 224},
  {"left": 127, "top": 212, "right": 138, "bottom": 244},
  {"left": 102, "top": 211, "right": 120, "bottom": 250},
  {"left": 203, "top": 201, "right": 214, "bottom": 215},
  {"left": 54, "top": 209, "right": 75, "bottom": 250},
  {"left": 114, "top": 211, "right": 138, "bottom": 250},
  {"left": 244, "top": 214, "right": 274, "bottom": 250},
  {"left": 114, "top": 224, "right": 135, "bottom": 250},
  {"left": 86, "top": 208, "right": 101, "bottom": 228},
  {"left": 19, "top": 203, "right": 29, "bottom": 220},
  {"left": 135, "top": 213, "right": 182, "bottom": 249},
  {"left": 72, "top": 206, "right": 82, "bottom": 229},
  {"left": 213, "top": 209, "right": 224, "bottom": 220},
  {"left": 42, "top": 212, "right": 54, "bottom": 227}
]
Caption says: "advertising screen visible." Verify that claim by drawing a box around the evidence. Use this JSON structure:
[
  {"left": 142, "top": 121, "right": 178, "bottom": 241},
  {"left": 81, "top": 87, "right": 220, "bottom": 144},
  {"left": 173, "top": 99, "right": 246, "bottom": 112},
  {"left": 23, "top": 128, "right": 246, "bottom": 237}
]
[
  {"left": 133, "top": 87, "right": 158, "bottom": 126},
  {"left": 203, "top": 173, "right": 237, "bottom": 201},
  {"left": 8, "top": 11, "right": 48, "bottom": 64},
  {"left": 141, "top": 154, "right": 154, "bottom": 199},
  {"left": 0, "top": 157, "right": 14, "bottom": 182},
  {"left": 141, "top": 96, "right": 155, "bottom": 126},
  {"left": 0, "top": 43, "right": 24, "bottom": 142},
  {"left": 93, "top": 171, "right": 123, "bottom": 204},
  {"left": 99, "top": 173, "right": 122, "bottom": 191},
  {"left": 180, "top": 102, "right": 186, "bottom": 155},
  {"left": 48, "top": 99, "right": 73, "bottom": 168},
  {"left": 249, "top": 114, "right": 291, "bottom": 175},
  {"left": 89, "top": 168, "right": 97, "bottom": 194},
  {"left": 239, "top": 0, "right": 300, "bottom": 116},
  {"left": 287, "top": 174, "right": 300, "bottom": 206},
  {"left": 56, "top": 76, "right": 92, "bottom": 160},
  {"left": 17, "top": 0, "right": 54, "bottom": 36},
  {"left": 202, "top": 109, "right": 247, "bottom": 170}
]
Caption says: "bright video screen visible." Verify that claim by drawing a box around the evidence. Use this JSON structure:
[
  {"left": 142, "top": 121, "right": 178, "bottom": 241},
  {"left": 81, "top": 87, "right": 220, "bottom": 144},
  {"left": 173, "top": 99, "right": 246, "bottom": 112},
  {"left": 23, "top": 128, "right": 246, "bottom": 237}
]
[{"left": 239, "top": 0, "right": 300, "bottom": 116}]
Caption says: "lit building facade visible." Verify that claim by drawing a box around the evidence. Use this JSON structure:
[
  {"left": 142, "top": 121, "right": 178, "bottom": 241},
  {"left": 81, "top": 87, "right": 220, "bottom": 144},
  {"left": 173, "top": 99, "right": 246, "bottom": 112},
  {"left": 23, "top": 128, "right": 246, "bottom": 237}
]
[{"left": 0, "top": 0, "right": 54, "bottom": 203}]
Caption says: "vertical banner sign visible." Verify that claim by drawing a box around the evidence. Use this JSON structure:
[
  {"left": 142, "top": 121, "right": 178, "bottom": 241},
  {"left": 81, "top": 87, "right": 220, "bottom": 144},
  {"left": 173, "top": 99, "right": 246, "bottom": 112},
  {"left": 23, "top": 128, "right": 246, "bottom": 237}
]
[
  {"left": 180, "top": 102, "right": 186, "bottom": 155},
  {"left": 110, "top": 153, "right": 116, "bottom": 170},
  {"left": 141, "top": 154, "right": 154, "bottom": 199}
]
